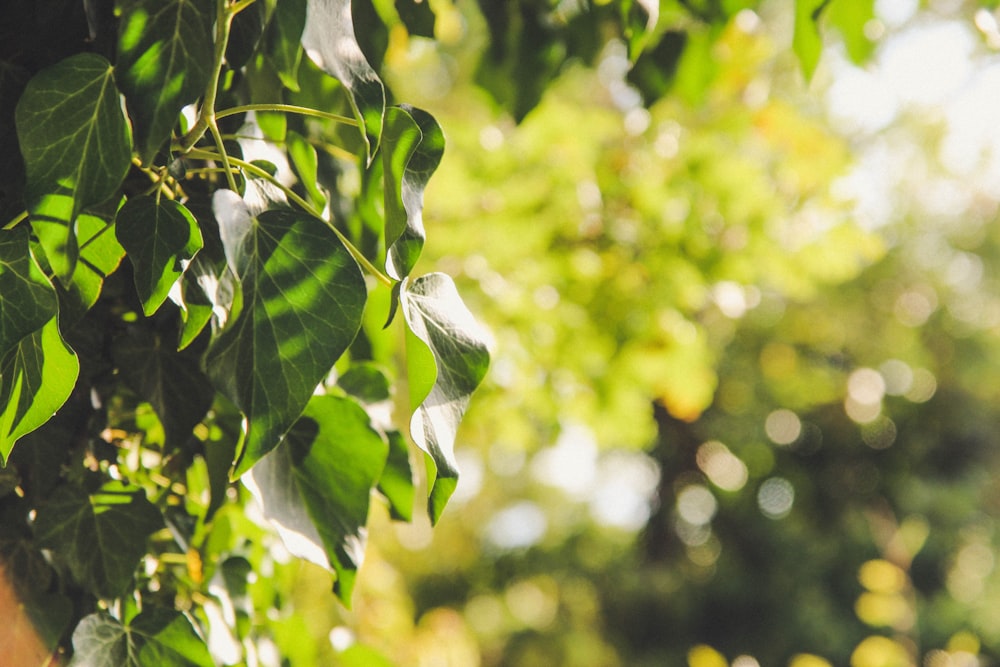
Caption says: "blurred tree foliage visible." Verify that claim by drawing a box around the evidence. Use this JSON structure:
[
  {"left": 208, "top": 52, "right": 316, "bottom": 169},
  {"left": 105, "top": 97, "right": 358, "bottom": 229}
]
[{"left": 310, "top": 0, "right": 1000, "bottom": 666}]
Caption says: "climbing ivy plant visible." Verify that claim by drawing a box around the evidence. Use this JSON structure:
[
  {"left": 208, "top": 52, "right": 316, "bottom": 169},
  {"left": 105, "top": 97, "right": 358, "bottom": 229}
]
[{"left": 0, "top": 0, "right": 492, "bottom": 662}]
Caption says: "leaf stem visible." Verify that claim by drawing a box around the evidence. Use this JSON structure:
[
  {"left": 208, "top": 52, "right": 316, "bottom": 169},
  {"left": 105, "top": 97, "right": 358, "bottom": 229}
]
[
  {"left": 3, "top": 210, "right": 28, "bottom": 230},
  {"left": 177, "top": 0, "right": 235, "bottom": 153},
  {"left": 228, "top": 0, "right": 258, "bottom": 15},
  {"left": 187, "top": 148, "right": 393, "bottom": 287},
  {"left": 215, "top": 104, "right": 358, "bottom": 127},
  {"left": 208, "top": 120, "right": 240, "bottom": 192}
]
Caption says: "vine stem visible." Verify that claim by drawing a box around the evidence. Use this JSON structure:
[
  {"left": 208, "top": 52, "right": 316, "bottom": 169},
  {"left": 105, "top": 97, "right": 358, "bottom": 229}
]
[
  {"left": 187, "top": 148, "right": 394, "bottom": 288},
  {"left": 215, "top": 104, "right": 358, "bottom": 127},
  {"left": 3, "top": 210, "right": 28, "bottom": 230}
]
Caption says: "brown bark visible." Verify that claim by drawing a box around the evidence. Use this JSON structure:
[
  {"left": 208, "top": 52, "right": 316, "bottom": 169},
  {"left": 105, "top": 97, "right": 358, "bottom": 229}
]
[{"left": 0, "top": 564, "right": 59, "bottom": 667}]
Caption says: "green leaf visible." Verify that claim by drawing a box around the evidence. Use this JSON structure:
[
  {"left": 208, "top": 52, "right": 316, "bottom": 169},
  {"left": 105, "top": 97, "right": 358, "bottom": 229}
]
[
  {"left": 379, "top": 429, "right": 414, "bottom": 521},
  {"left": 244, "top": 394, "right": 388, "bottom": 605},
  {"left": 287, "top": 129, "right": 326, "bottom": 210},
  {"left": 59, "top": 210, "right": 127, "bottom": 324},
  {"left": 227, "top": 0, "right": 268, "bottom": 69},
  {"left": 34, "top": 481, "right": 163, "bottom": 599},
  {"left": 825, "top": 0, "right": 876, "bottom": 65},
  {"left": 302, "top": 0, "right": 386, "bottom": 160},
  {"left": 15, "top": 53, "right": 132, "bottom": 282},
  {"left": 112, "top": 328, "right": 214, "bottom": 449},
  {"left": 0, "top": 317, "right": 79, "bottom": 465},
  {"left": 70, "top": 608, "right": 213, "bottom": 667},
  {"left": 266, "top": 0, "right": 308, "bottom": 91},
  {"left": 116, "top": 0, "right": 215, "bottom": 162},
  {"left": 402, "top": 273, "right": 489, "bottom": 523},
  {"left": 337, "top": 363, "right": 415, "bottom": 520},
  {"left": 395, "top": 0, "right": 435, "bottom": 38},
  {"left": 0, "top": 226, "right": 57, "bottom": 361},
  {"left": 206, "top": 191, "right": 366, "bottom": 476},
  {"left": 383, "top": 106, "right": 443, "bottom": 281},
  {"left": 793, "top": 0, "right": 827, "bottom": 81},
  {"left": 116, "top": 196, "right": 204, "bottom": 317},
  {"left": 176, "top": 254, "right": 218, "bottom": 350}
]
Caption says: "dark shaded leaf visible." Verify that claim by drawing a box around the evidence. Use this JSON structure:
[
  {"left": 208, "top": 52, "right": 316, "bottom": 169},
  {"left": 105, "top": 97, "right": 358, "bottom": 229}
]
[
  {"left": 266, "top": 0, "right": 308, "bottom": 91},
  {"left": 396, "top": 0, "right": 435, "bottom": 38},
  {"left": 402, "top": 273, "right": 489, "bottom": 523},
  {"left": 58, "top": 209, "right": 127, "bottom": 324},
  {"left": 116, "top": 196, "right": 204, "bottom": 317},
  {"left": 70, "top": 608, "right": 213, "bottom": 667},
  {"left": 244, "top": 395, "right": 388, "bottom": 605},
  {"left": 227, "top": 0, "right": 268, "bottom": 69},
  {"left": 34, "top": 481, "right": 163, "bottom": 599},
  {"left": 116, "top": 0, "right": 215, "bottom": 162},
  {"left": 15, "top": 53, "right": 132, "bottom": 282},
  {"left": 113, "top": 328, "right": 214, "bottom": 449},
  {"left": 206, "top": 191, "right": 366, "bottom": 476}
]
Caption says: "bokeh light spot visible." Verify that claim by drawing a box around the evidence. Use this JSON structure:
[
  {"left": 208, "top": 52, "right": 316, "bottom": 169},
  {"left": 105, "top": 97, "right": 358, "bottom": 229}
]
[
  {"left": 758, "top": 478, "right": 794, "bottom": 519},
  {"left": 765, "top": 409, "right": 802, "bottom": 445}
]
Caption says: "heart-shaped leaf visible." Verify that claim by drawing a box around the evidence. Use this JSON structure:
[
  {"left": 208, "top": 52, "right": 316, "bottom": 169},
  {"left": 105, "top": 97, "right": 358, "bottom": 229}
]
[
  {"left": 57, "top": 209, "right": 127, "bottom": 324},
  {"left": 302, "top": 0, "right": 386, "bottom": 160},
  {"left": 243, "top": 394, "right": 388, "bottom": 604},
  {"left": 70, "top": 608, "right": 213, "bottom": 667},
  {"left": 15, "top": 53, "right": 132, "bottom": 282},
  {"left": 0, "top": 226, "right": 57, "bottom": 361},
  {"left": 382, "top": 106, "right": 444, "bottom": 281},
  {"left": 205, "top": 194, "right": 366, "bottom": 476},
  {"left": 402, "top": 273, "right": 489, "bottom": 523},
  {"left": 116, "top": 196, "right": 204, "bottom": 316},
  {"left": 34, "top": 481, "right": 163, "bottom": 599},
  {"left": 0, "top": 317, "right": 79, "bottom": 465},
  {"left": 116, "top": 0, "right": 215, "bottom": 162}
]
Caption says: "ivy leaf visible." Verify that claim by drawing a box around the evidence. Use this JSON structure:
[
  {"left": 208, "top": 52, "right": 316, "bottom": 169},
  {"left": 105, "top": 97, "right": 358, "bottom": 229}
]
[
  {"left": 34, "top": 481, "right": 163, "bottom": 599},
  {"left": 337, "top": 363, "right": 415, "bottom": 520},
  {"left": 793, "top": 0, "right": 827, "bottom": 81},
  {"left": 70, "top": 608, "right": 213, "bottom": 667},
  {"left": 116, "top": 196, "right": 204, "bottom": 317},
  {"left": 116, "top": 0, "right": 215, "bottom": 163},
  {"left": 58, "top": 210, "right": 127, "bottom": 324},
  {"left": 0, "top": 317, "right": 79, "bottom": 465},
  {"left": 395, "top": 0, "right": 435, "bottom": 38},
  {"left": 383, "top": 106, "right": 443, "bottom": 281},
  {"left": 302, "top": 0, "right": 386, "bottom": 160},
  {"left": 15, "top": 53, "right": 132, "bottom": 282},
  {"left": 227, "top": 0, "right": 268, "bottom": 70},
  {"left": 206, "top": 192, "right": 366, "bottom": 476},
  {"left": 112, "top": 328, "right": 214, "bottom": 449},
  {"left": 402, "top": 273, "right": 490, "bottom": 523},
  {"left": 266, "top": 0, "right": 308, "bottom": 91},
  {"left": 287, "top": 129, "right": 326, "bottom": 210},
  {"left": 175, "top": 254, "right": 218, "bottom": 350},
  {"left": 0, "top": 226, "right": 57, "bottom": 361},
  {"left": 243, "top": 395, "right": 388, "bottom": 605}
]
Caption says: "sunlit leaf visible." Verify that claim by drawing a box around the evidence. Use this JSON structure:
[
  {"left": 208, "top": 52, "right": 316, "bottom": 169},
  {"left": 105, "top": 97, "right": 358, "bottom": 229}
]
[
  {"left": 15, "top": 53, "right": 132, "bottom": 282},
  {"left": 116, "top": 196, "right": 204, "bottom": 317},
  {"left": 243, "top": 395, "right": 388, "bottom": 604},
  {"left": 0, "top": 226, "right": 57, "bottom": 361},
  {"left": 402, "top": 273, "right": 490, "bottom": 523},
  {"left": 206, "top": 191, "right": 366, "bottom": 476},
  {"left": 793, "top": 0, "right": 826, "bottom": 80},
  {"left": 70, "top": 609, "right": 213, "bottom": 667},
  {"left": 34, "top": 481, "right": 162, "bottom": 599},
  {"left": 0, "top": 317, "right": 79, "bottom": 465},
  {"left": 116, "top": 0, "right": 215, "bottom": 162},
  {"left": 59, "top": 210, "right": 127, "bottom": 324},
  {"left": 302, "top": 0, "right": 386, "bottom": 159},
  {"left": 383, "top": 105, "right": 443, "bottom": 281}
]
